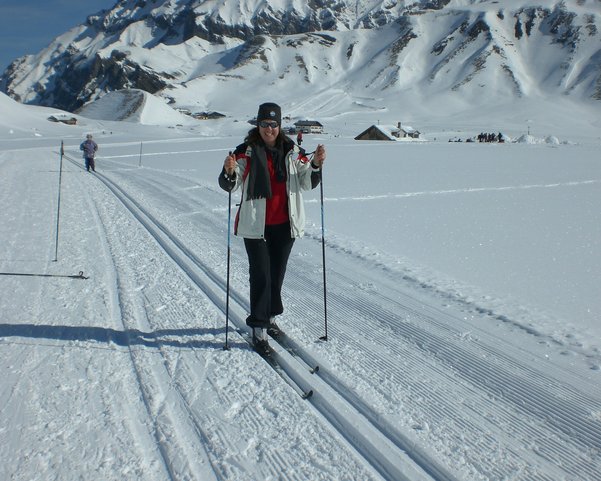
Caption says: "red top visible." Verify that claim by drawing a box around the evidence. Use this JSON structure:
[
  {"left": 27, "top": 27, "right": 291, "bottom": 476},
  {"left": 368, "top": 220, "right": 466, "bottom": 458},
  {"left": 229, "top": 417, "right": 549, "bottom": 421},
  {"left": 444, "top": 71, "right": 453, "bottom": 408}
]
[{"left": 265, "top": 151, "right": 289, "bottom": 225}]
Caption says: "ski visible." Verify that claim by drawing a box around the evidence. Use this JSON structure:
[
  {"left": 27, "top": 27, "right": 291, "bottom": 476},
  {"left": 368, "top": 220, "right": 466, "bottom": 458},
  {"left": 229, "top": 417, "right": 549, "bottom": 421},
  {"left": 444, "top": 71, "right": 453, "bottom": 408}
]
[
  {"left": 0, "top": 270, "right": 88, "bottom": 280},
  {"left": 239, "top": 329, "right": 314, "bottom": 399},
  {"left": 259, "top": 346, "right": 314, "bottom": 399},
  {"left": 268, "top": 327, "right": 320, "bottom": 374}
]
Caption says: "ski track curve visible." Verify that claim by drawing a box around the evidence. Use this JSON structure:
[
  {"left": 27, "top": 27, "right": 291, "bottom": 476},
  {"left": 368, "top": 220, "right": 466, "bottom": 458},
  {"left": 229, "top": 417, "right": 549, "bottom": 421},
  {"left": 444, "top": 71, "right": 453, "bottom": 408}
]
[
  {"left": 72, "top": 157, "right": 437, "bottom": 481},
  {"left": 71, "top": 153, "right": 601, "bottom": 481},
  {"left": 65, "top": 154, "right": 388, "bottom": 481},
  {"left": 72, "top": 159, "right": 222, "bottom": 481},
  {"left": 71, "top": 164, "right": 176, "bottom": 480}
]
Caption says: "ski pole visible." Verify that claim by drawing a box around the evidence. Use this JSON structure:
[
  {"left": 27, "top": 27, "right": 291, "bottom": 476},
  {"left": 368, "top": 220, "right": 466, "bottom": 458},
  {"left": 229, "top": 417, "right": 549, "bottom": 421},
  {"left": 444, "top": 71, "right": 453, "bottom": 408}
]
[
  {"left": 318, "top": 162, "right": 328, "bottom": 341},
  {"left": 53, "top": 141, "right": 65, "bottom": 262},
  {"left": 224, "top": 153, "right": 233, "bottom": 350},
  {"left": 0, "top": 270, "right": 88, "bottom": 279}
]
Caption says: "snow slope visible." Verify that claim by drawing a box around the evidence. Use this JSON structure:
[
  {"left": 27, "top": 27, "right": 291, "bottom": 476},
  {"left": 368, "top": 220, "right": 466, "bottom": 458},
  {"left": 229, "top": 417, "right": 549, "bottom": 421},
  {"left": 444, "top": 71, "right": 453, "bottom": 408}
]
[
  {"left": 76, "top": 89, "right": 195, "bottom": 126},
  {"left": 1, "top": 93, "right": 600, "bottom": 480}
]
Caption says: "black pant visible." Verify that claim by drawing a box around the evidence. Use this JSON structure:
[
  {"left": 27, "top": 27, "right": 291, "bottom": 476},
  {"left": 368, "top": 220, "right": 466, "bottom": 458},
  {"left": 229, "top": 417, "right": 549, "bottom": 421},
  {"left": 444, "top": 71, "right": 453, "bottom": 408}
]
[
  {"left": 244, "top": 222, "right": 295, "bottom": 328},
  {"left": 85, "top": 157, "right": 95, "bottom": 171}
]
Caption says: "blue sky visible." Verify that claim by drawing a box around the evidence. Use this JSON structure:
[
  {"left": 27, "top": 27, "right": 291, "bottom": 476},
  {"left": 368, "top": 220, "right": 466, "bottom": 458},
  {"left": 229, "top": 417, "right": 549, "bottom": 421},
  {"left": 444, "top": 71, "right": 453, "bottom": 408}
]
[{"left": 0, "top": 0, "right": 115, "bottom": 71}]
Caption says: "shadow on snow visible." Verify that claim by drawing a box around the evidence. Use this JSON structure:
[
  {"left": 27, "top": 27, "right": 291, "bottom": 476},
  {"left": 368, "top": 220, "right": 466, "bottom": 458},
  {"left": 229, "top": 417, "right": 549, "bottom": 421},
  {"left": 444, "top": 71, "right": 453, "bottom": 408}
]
[{"left": 0, "top": 323, "right": 246, "bottom": 350}]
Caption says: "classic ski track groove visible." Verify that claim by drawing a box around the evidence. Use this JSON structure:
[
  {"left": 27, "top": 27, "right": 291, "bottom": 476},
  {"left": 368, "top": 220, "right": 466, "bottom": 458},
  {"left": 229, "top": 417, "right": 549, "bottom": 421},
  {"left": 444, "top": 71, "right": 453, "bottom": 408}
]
[
  {"left": 67, "top": 157, "right": 222, "bottom": 481},
  {"left": 109, "top": 161, "right": 601, "bottom": 479},
  {"left": 74, "top": 165, "right": 177, "bottom": 480},
  {"left": 70, "top": 155, "right": 601, "bottom": 480},
  {"left": 71, "top": 158, "right": 321, "bottom": 479},
  {"left": 71, "top": 166, "right": 179, "bottom": 479},
  {"left": 285, "top": 262, "right": 601, "bottom": 479},
  {"left": 65, "top": 155, "right": 440, "bottom": 481}
]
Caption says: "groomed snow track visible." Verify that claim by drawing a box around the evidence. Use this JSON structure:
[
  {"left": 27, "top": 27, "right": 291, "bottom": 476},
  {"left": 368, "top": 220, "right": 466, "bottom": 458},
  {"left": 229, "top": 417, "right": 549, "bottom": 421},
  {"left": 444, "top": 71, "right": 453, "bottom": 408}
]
[
  {"left": 64, "top": 153, "right": 449, "bottom": 481},
  {"left": 63, "top": 148, "right": 601, "bottom": 481}
]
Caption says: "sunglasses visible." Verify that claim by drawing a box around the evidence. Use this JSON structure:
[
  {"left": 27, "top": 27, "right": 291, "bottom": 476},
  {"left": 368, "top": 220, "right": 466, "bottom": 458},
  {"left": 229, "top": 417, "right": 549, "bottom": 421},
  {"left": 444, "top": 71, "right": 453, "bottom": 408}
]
[{"left": 259, "top": 120, "right": 279, "bottom": 129}]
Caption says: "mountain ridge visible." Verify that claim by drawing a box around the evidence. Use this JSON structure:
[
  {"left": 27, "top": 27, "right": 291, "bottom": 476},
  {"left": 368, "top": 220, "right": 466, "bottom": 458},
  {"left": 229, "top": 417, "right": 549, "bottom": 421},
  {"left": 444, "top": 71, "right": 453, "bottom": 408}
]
[{"left": 1, "top": 0, "right": 600, "bottom": 116}]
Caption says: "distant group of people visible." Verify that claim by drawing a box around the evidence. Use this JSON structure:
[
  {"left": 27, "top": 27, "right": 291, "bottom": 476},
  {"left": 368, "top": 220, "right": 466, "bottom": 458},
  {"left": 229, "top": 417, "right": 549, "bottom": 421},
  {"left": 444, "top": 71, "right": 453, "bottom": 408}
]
[
  {"left": 448, "top": 132, "right": 507, "bottom": 143},
  {"left": 478, "top": 132, "right": 504, "bottom": 143}
]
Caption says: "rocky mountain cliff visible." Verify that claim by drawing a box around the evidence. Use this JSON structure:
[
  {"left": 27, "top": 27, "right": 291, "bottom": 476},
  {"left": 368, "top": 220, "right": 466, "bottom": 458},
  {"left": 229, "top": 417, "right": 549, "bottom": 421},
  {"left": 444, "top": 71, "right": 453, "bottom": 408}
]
[{"left": 1, "top": 0, "right": 600, "bottom": 114}]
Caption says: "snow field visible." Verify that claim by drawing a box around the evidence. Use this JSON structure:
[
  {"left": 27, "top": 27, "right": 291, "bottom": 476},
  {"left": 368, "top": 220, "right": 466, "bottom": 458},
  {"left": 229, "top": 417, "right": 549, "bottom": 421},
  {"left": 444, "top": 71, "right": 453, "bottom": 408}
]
[{"left": 1, "top": 92, "right": 601, "bottom": 479}]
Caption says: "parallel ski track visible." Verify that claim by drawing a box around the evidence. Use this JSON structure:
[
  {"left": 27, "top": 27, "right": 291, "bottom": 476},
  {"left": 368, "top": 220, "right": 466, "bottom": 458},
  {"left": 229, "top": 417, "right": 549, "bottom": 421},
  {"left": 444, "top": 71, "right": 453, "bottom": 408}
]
[
  {"left": 103, "top": 161, "right": 601, "bottom": 479},
  {"left": 77, "top": 167, "right": 180, "bottom": 481},
  {"left": 67, "top": 156, "right": 224, "bottom": 481},
  {"left": 284, "top": 246, "right": 601, "bottom": 480},
  {"left": 70, "top": 166, "right": 176, "bottom": 480},
  {"left": 71, "top": 157, "right": 601, "bottom": 480},
  {"left": 97, "top": 162, "right": 462, "bottom": 480},
  {"left": 65, "top": 154, "right": 443, "bottom": 481}
]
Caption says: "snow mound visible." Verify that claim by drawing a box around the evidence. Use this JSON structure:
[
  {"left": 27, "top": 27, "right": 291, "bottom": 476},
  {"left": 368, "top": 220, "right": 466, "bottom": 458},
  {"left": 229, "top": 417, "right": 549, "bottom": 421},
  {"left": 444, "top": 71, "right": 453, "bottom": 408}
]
[
  {"left": 514, "top": 134, "right": 564, "bottom": 145},
  {"left": 514, "top": 134, "right": 538, "bottom": 144},
  {"left": 545, "top": 135, "right": 560, "bottom": 145},
  {"left": 0, "top": 92, "right": 39, "bottom": 128},
  {"left": 0, "top": 91, "right": 20, "bottom": 109},
  {"left": 76, "top": 89, "right": 194, "bottom": 126},
  {"left": 0, "top": 91, "right": 74, "bottom": 136}
]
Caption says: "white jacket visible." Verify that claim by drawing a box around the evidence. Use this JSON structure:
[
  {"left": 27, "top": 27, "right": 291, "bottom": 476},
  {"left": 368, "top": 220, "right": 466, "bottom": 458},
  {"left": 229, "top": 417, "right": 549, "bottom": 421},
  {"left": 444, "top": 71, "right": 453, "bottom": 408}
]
[{"left": 220, "top": 143, "right": 320, "bottom": 239}]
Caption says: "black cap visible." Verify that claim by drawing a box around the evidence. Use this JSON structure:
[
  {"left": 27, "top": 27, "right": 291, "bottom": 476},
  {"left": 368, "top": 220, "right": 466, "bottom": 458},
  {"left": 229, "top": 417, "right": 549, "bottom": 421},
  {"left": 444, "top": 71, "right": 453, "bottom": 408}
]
[{"left": 257, "top": 102, "right": 281, "bottom": 125}]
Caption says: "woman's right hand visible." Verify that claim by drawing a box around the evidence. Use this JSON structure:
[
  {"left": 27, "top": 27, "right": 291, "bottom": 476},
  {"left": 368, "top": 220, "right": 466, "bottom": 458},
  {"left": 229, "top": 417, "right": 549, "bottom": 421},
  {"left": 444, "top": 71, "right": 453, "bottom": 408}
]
[{"left": 224, "top": 152, "right": 236, "bottom": 175}]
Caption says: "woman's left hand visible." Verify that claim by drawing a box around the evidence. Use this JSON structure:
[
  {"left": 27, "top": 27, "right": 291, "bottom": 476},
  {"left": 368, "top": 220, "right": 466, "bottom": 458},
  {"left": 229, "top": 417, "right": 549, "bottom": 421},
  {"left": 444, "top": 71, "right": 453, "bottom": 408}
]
[{"left": 313, "top": 144, "right": 326, "bottom": 167}]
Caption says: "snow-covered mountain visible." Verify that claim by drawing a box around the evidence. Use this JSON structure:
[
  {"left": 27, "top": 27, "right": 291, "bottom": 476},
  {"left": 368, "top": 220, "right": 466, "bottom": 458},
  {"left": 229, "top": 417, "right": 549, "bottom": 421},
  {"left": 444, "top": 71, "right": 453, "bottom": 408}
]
[{"left": 1, "top": 0, "right": 600, "bottom": 115}]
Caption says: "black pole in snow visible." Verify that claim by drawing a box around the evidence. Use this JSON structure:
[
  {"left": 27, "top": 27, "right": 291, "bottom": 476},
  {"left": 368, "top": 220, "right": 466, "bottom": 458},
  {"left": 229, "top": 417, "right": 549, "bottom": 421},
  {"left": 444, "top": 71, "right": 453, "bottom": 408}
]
[
  {"left": 224, "top": 154, "right": 233, "bottom": 350},
  {"left": 319, "top": 166, "right": 328, "bottom": 341},
  {"left": 53, "top": 141, "right": 65, "bottom": 262}
]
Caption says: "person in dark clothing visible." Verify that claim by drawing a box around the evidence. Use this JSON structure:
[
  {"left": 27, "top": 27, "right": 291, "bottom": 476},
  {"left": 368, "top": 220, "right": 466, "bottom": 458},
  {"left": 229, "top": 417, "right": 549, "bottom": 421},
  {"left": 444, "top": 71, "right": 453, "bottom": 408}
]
[
  {"left": 296, "top": 130, "right": 303, "bottom": 146},
  {"left": 219, "top": 102, "right": 326, "bottom": 355},
  {"left": 80, "top": 134, "right": 98, "bottom": 172}
]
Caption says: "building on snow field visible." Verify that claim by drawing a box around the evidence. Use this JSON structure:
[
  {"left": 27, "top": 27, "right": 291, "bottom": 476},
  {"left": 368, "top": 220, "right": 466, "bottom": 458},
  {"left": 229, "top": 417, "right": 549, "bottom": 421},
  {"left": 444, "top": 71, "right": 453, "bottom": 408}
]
[
  {"left": 193, "top": 111, "right": 226, "bottom": 120},
  {"left": 394, "top": 122, "right": 420, "bottom": 139},
  {"left": 47, "top": 115, "right": 77, "bottom": 125},
  {"left": 294, "top": 120, "right": 324, "bottom": 134},
  {"left": 354, "top": 122, "right": 420, "bottom": 141}
]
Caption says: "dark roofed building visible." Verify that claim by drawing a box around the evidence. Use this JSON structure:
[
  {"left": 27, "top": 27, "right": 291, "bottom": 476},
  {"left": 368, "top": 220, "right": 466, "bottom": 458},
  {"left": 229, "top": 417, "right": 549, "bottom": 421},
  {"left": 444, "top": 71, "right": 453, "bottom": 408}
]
[
  {"left": 354, "top": 125, "right": 397, "bottom": 141},
  {"left": 48, "top": 115, "right": 77, "bottom": 125},
  {"left": 355, "top": 122, "right": 421, "bottom": 141},
  {"left": 194, "top": 111, "right": 226, "bottom": 120}
]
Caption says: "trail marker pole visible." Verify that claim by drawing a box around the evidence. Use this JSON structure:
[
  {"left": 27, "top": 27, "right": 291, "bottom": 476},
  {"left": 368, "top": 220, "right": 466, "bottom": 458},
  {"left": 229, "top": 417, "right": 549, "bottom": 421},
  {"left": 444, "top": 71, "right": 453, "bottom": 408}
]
[{"left": 53, "top": 141, "right": 65, "bottom": 262}]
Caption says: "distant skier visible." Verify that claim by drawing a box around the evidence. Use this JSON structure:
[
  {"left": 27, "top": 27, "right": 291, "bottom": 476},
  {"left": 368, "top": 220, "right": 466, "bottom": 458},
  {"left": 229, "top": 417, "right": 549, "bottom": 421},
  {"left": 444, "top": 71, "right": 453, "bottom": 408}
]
[
  {"left": 80, "top": 134, "right": 98, "bottom": 172},
  {"left": 296, "top": 130, "right": 303, "bottom": 146}
]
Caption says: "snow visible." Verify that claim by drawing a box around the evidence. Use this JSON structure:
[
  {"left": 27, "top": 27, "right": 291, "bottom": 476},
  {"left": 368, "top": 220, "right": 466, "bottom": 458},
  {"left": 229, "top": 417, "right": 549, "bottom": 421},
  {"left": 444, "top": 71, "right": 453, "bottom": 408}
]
[
  {"left": 1, "top": 89, "right": 601, "bottom": 481},
  {"left": 76, "top": 89, "right": 195, "bottom": 126},
  {"left": 7, "top": 0, "right": 601, "bottom": 115}
]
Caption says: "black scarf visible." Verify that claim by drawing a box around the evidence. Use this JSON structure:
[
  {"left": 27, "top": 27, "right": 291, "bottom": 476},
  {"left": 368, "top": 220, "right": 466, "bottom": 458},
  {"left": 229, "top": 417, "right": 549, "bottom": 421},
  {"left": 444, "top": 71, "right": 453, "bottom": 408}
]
[{"left": 246, "top": 142, "right": 287, "bottom": 200}]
